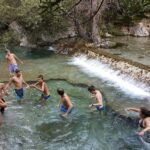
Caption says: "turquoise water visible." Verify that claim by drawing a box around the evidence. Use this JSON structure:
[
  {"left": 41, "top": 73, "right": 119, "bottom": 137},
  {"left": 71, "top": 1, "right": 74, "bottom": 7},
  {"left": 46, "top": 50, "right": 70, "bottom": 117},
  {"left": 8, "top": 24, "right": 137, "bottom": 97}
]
[
  {"left": 0, "top": 80, "right": 147, "bottom": 150},
  {"left": 0, "top": 47, "right": 149, "bottom": 149},
  {"left": 106, "top": 36, "right": 150, "bottom": 66}
]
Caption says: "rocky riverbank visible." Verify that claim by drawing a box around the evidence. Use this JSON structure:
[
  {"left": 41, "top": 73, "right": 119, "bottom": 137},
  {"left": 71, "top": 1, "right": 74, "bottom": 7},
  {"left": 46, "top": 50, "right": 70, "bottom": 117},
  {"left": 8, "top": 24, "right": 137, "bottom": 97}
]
[{"left": 53, "top": 38, "right": 150, "bottom": 85}]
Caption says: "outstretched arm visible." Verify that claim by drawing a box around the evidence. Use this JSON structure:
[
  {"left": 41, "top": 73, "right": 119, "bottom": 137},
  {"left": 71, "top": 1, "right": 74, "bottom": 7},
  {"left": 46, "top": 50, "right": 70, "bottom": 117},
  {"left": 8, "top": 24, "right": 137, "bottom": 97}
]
[
  {"left": 30, "top": 82, "right": 44, "bottom": 92},
  {"left": 5, "top": 78, "right": 13, "bottom": 90},
  {"left": 23, "top": 79, "right": 29, "bottom": 88},
  {"left": 126, "top": 107, "right": 140, "bottom": 112},
  {"left": 14, "top": 54, "right": 23, "bottom": 64}
]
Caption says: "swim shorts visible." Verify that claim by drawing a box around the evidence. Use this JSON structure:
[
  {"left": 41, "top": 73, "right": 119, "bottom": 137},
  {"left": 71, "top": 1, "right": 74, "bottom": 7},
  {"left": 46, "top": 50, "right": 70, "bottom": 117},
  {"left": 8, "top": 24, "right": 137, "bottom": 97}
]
[
  {"left": 60, "top": 105, "right": 74, "bottom": 114},
  {"left": 15, "top": 88, "right": 24, "bottom": 100},
  {"left": 41, "top": 93, "right": 50, "bottom": 100},
  {"left": 9, "top": 64, "right": 18, "bottom": 73},
  {"left": 96, "top": 105, "right": 104, "bottom": 111}
]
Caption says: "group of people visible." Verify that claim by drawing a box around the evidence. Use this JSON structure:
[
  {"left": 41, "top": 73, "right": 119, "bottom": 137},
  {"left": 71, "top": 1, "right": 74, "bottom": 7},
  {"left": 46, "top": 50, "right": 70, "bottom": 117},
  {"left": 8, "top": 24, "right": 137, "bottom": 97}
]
[{"left": 0, "top": 49, "right": 150, "bottom": 137}]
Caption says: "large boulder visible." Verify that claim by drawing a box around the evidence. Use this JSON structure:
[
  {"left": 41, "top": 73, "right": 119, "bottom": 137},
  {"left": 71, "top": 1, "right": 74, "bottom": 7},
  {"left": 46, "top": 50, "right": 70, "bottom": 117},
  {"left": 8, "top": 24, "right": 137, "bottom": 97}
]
[
  {"left": 9, "top": 21, "right": 36, "bottom": 48},
  {"left": 129, "top": 22, "right": 149, "bottom": 37}
]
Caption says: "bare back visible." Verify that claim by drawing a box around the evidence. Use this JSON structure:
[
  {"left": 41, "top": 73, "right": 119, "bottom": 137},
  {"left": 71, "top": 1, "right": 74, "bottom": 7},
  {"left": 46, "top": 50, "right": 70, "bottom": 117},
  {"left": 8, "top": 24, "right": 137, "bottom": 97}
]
[
  {"left": 95, "top": 90, "right": 103, "bottom": 106},
  {"left": 61, "top": 94, "right": 73, "bottom": 109}
]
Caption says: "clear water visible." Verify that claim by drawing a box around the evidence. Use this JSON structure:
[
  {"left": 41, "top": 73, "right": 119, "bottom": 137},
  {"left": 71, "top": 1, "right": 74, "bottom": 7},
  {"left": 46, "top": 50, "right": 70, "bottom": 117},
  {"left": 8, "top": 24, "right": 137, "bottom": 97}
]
[
  {"left": 0, "top": 46, "right": 150, "bottom": 149},
  {"left": 105, "top": 36, "right": 150, "bottom": 66}
]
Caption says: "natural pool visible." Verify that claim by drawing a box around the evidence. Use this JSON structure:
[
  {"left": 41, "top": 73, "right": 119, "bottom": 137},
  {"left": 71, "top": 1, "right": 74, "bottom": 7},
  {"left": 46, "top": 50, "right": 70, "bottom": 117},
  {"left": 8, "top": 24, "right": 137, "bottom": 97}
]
[{"left": 0, "top": 47, "right": 150, "bottom": 150}]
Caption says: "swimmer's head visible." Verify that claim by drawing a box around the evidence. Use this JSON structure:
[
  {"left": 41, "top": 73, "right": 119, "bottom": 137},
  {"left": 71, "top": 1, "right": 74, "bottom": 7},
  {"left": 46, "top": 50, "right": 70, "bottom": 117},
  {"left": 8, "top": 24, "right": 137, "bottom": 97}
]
[
  {"left": 15, "top": 69, "right": 21, "bottom": 77},
  {"left": 37, "top": 75, "right": 44, "bottom": 83},
  {"left": 88, "top": 85, "right": 96, "bottom": 94},
  {"left": 140, "top": 107, "right": 150, "bottom": 118},
  {"left": 57, "top": 88, "right": 64, "bottom": 96}
]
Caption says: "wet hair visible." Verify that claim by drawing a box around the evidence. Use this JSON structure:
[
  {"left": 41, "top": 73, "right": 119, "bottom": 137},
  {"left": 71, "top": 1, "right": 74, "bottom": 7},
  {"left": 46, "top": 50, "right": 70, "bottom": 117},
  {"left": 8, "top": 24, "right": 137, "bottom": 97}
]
[
  {"left": 140, "top": 107, "right": 150, "bottom": 118},
  {"left": 57, "top": 88, "right": 64, "bottom": 96},
  {"left": 88, "top": 85, "right": 96, "bottom": 92},
  {"left": 15, "top": 69, "right": 21, "bottom": 73},
  {"left": 37, "top": 75, "right": 44, "bottom": 80}
]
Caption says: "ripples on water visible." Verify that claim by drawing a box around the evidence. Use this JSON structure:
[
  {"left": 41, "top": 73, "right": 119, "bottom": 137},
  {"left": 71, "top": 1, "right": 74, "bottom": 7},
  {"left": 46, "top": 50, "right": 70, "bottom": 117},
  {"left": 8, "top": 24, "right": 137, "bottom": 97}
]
[
  {"left": 0, "top": 47, "right": 150, "bottom": 149},
  {"left": 0, "top": 80, "right": 149, "bottom": 150}
]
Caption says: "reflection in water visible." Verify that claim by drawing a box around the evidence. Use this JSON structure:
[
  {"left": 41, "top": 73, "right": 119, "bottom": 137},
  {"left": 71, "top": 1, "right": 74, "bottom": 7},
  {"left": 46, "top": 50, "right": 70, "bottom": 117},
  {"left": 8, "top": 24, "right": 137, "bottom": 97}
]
[{"left": 0, "top": 80, "right": 149, "bottom": 150}]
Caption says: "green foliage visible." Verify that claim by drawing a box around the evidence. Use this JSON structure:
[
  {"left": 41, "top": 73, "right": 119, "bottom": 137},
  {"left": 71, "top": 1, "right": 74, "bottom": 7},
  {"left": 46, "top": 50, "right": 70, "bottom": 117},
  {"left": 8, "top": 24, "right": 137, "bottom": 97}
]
[
  {"left": 118, "top": 0, "right": 150, "bottom": 24},
  {"left": 0, "top": 0, "right": 41, "bottom": 28},
  {"left": 40, "top": 0, "right": 65, "bottom": 14}
]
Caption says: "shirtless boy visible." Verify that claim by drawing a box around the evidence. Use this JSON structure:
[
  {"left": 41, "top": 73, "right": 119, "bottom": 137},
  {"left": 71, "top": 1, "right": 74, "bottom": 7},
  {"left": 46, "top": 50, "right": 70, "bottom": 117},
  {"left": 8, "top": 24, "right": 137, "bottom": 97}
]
[
  {"left": 88, "top": 85, "right": 104, "bottom": 111},
  {"left": 6, "top": 70, "right": 29, "bottom": 101},
  {"left": 30, "top": 75, "right": 50, "bottom": 101},
  {"left": 57, "top": 88, "right": 74, "bottom": 118},
  {"left": 5, "top": 49, "right": 23, "bottom": 74}
]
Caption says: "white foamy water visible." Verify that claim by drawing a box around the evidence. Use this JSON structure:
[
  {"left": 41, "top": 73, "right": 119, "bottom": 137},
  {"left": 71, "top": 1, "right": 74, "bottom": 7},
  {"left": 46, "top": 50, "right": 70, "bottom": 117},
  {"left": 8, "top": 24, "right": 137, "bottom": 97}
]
[{"left": 70, "top": 55, "right": 150, "bottom": 98}]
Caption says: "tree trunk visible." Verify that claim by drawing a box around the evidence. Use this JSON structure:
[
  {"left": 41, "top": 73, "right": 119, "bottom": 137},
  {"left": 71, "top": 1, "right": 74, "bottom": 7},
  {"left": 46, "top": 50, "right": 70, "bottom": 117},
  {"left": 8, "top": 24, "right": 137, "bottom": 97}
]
[{"left": 91, "top": 0, "right": 101, "bottom": 44}]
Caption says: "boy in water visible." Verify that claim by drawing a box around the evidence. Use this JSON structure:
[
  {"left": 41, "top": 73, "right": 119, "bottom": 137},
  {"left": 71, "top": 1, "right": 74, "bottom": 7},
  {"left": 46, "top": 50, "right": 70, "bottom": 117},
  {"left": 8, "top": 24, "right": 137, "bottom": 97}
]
[
  {"left": 30, "top": 75, "right": 50, "bottom": 101},
  {"left": 0, "top": 83, "right": 8, "bottom": 114},
  {"left": 6, "top": 69, "right": 29, "bottom": 101},
  {"left": 5, "top": 49, "right": 23, "bottom": 75},
  {"left": 88, "top": 85, "right": 104, "bottom": 111},
  {"left": 57, "top": 88, "right": 74, "bottom": 118}
]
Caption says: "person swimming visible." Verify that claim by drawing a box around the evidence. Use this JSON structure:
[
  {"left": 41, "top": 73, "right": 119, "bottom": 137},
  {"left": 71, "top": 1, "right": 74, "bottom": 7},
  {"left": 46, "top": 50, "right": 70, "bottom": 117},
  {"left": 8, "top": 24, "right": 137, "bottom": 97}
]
[
  {"left": 126, "top": 107, "right": 150, "bottom": 136},
  {"left": 57, "top": 88, "right": 74, "bottom": 118},
  {"left": 30, "top": 75, "right": 50, "bottom": 101},
  {"left": 88, "top": 85, "right": 104, "bottom": 111},
  {"left": 6, "top": 69, "right": 29, "bottom": 101}
]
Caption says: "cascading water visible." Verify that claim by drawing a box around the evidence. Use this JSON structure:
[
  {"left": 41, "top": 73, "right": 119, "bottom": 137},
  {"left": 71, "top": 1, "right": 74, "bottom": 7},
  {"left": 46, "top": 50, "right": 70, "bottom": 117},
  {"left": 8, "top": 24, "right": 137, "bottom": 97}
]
[{"left": 70, "top": 55, "right": 150, "bottom": 99}]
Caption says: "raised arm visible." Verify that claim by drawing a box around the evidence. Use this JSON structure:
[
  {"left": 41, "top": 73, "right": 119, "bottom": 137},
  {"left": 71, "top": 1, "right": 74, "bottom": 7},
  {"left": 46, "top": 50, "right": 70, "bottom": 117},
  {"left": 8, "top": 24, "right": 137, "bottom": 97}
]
[{"left": 14, "top": 54, "right": 23, "bottom": 64}]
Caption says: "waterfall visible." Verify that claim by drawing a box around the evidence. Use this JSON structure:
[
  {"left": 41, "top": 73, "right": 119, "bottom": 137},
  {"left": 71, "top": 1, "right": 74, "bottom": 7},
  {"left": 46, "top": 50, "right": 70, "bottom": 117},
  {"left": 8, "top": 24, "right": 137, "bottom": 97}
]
[{"left": 70, "top": 55, "right": 150, "bottom": 99}]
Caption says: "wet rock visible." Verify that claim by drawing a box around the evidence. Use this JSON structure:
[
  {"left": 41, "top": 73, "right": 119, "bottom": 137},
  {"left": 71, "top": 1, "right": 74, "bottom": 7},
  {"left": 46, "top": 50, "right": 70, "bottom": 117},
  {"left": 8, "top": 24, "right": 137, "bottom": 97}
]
[
  {"left": 105, "top": 32, "right": 113, "bottom": 38},
  {"left": 100, "top": 41, "right": 117, "bottom": 48},
  {"left": 130, "top": 22, "right": 149, "bottom": 37},
  {"left": 9, "top": 21, "right": 36, "bottom": 48},
  {"left": 83, "top": 50, "right": 150, "bottom": 83}
]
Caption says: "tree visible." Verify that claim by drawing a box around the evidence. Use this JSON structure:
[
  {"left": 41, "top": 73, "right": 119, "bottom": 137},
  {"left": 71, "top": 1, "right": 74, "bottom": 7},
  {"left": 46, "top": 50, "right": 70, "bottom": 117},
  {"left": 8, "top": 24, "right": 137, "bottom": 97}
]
[{"left": 40, "top": 0, "right": 105, "bottom": 44}]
